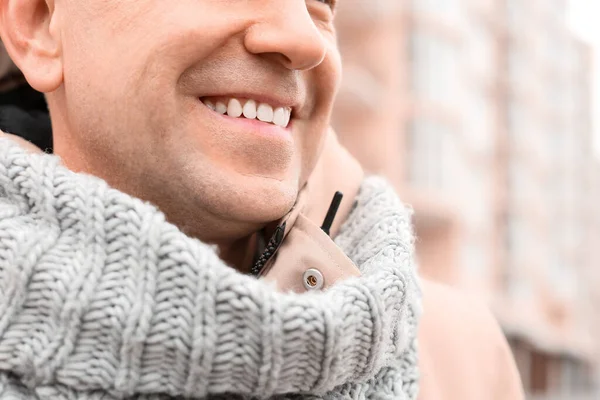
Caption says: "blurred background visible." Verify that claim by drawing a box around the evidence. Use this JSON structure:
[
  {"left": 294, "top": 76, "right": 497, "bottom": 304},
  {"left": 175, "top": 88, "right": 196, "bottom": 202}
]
[{"left": 332, "top": 0, "right": 599, "bottom": 399}]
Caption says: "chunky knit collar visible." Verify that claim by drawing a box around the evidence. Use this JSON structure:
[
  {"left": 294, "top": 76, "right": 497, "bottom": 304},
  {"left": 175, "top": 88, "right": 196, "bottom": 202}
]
[{"left": 0, "top": 137, "right": 420, "bottom": 399}]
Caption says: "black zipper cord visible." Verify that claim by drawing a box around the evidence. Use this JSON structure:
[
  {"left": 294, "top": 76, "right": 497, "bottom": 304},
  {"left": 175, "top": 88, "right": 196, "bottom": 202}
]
[{"left": 321, "top": 191, "right": 344, "bottom": 236}]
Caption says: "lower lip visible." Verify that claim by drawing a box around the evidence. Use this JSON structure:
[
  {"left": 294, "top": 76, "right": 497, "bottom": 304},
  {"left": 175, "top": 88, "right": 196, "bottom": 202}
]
[{"left": 198, "top": 100, "right": 293, "bottom": 141}]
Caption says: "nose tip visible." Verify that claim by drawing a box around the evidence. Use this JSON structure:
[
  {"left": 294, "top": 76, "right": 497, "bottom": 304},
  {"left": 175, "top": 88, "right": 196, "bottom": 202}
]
[
  {"left": 244, "top": 8, "right": 328, "bottom": 71},
  {"left": 264, "top": 35, "right": 327, "bottom": 71}
]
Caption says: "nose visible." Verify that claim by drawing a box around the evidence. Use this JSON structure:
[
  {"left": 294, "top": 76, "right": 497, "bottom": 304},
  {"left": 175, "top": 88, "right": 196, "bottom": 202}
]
[{"left": 244, "top": 2, "right": 328, "bottom": 71}]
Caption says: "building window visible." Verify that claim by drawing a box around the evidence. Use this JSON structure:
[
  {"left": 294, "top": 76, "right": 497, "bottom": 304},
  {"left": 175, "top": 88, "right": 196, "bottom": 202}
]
[
  {"left": 461, "top": 233, "right": 490, "bottom": 277},
  {"left": 507, "top": 47, "right": 528, "bottom": 89},
  {"left": 506, "top": 216, "right": 521, "bottom": 258},
  {"left": 464, "top": 19, "right": 496, "bottom": 82},
  {"left": 506, "top": 0, "right": 526, "bottom": 30},
  {"left": 410, "top": 31, "right": 459, "bottom": 107},
  {"left": 463, "top": 88, "right": 495, "bottom": 156},
  {"left": 410, "top": 0, "right": 460, "bottom": 21},
  {"left": 406, "top": 118, "right": 458, "bottom": 191}
]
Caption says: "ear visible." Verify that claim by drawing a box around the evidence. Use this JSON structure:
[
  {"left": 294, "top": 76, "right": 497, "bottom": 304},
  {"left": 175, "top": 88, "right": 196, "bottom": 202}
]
[{"left": 0, "top": 0, "right": 62, "bottom": 92}]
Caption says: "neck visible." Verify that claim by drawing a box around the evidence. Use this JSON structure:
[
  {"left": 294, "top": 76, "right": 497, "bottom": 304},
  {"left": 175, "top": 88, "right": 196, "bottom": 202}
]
[
  {"left": 174, "top": 213, "right": 262, "bottom": 272},
  {"left": 214, "top": 234, "right": 258, "bottom": 274}
]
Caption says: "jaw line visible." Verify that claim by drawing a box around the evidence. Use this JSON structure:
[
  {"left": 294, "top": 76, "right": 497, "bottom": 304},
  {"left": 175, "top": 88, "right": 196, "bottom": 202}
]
[{"left": 241, "top": 173, "right": 285, "bottom": 183}]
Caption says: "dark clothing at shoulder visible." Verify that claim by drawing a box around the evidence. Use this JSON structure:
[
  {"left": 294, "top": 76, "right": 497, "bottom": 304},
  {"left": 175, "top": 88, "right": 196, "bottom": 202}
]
[{"left": 0, "top": 84, "right": 53, "bottom": 153}]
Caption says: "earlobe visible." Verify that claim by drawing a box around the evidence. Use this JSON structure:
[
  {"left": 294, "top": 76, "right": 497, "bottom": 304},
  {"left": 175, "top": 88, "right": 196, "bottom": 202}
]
[{"left": 0, "top": 0, "right": 62, "bottom": 93}]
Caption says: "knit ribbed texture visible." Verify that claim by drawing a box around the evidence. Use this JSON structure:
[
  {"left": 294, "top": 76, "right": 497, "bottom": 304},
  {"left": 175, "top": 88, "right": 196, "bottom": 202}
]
[{"left": 0, "top": 137, "right": 420, "bottom": 400}]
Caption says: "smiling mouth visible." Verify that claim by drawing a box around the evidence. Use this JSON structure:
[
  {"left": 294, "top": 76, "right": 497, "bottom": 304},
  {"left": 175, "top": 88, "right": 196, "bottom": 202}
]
[{"left": 200, "top": 97, "right": 292, "bottom": 128}]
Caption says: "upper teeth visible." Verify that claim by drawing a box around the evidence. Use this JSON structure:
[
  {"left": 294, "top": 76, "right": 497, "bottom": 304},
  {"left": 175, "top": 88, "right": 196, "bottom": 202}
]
[{"left": 202, "top": 98, "right": 291, "bottom": 128}]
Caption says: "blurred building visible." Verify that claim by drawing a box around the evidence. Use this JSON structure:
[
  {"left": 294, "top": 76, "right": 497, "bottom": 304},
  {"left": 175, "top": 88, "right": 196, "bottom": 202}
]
[{"left": 333, "top": 0, "right": 599, "bottom": 398}]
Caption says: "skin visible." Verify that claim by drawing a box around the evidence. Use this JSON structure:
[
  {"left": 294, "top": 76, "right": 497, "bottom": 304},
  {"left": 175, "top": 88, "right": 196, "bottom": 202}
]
[{"left": 0, "top": 0, "right": 341, "bottom": 267}]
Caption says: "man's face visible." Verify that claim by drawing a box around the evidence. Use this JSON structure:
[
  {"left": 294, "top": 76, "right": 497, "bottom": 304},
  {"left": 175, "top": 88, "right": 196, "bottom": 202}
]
[{"left": 52, "top": 0, "right": 341, "bottom": 241}]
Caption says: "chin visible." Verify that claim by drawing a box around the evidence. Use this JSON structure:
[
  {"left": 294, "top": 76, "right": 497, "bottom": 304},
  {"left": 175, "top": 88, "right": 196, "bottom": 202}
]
[
  {"left": 164, "top": 143, "right": 302, "bottom": 237},
  {"left": 188, "top": 171, "right": 299, "bottom": 229},
  {"left": 233, "top": 175, "right": 299, "bottom": 224},
  {"left": 204, "top": 153, "right": 302, "bottom": 225}
]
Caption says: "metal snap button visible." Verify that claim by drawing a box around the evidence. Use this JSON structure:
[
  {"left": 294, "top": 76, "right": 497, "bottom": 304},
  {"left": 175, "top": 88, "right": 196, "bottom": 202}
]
[{"left": 303, "top": 268, "right": 324, "bottom": 291}]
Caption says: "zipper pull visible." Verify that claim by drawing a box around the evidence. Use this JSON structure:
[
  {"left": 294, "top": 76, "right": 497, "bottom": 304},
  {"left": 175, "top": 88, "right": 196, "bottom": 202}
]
[{"left": 251, "top": 222, "right": 286, "bottom": 276}]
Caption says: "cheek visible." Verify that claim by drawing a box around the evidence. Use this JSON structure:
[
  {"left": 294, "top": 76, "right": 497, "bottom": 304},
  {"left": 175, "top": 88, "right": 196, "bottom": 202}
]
[
  {"left": 296, "top": 48, "right": 342, "bottom": 183},
  {"left": 298, "top": 127, "right": 327, "bottom": 185},
  {"left": 318, "top": 46, "right": 343, "bottom": 101}
]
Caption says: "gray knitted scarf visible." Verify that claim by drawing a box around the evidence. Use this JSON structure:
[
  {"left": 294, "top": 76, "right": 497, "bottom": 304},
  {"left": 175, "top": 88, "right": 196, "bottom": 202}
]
[{"left": 0, "top": 137, "right": 421, "bottom": 400}]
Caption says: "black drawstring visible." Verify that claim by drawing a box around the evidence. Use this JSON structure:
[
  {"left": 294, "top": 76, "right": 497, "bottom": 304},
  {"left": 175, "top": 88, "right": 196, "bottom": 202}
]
[{"left": 321, "top": 191, "right": 343, "bottom": 236}]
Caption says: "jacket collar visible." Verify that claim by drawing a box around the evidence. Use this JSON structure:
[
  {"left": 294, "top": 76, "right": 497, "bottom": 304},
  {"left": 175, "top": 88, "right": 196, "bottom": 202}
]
[{"left": 252, "top": 130, "right": 365, "bottom": 292}]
